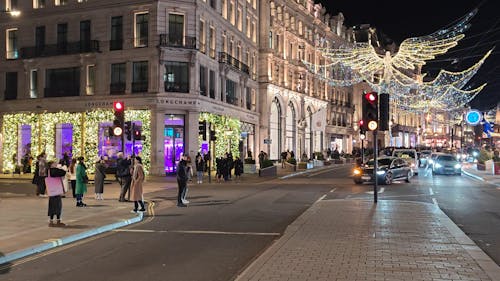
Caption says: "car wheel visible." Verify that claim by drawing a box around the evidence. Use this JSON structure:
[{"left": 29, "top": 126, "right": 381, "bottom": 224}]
[
  {"left": 384, "top": 173, "right": 392, "bottom": 185},
  {"left": 405, "top": 171, "right": 411, "bottom": 183}
]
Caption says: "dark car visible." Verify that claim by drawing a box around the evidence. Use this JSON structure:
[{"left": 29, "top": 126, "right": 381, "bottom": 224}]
[
  {"left": 353, "top": 156, "right": 412, "bottom": 185},
  {"left": 432, "top": 154, "right": 462, "bottom": 175}
]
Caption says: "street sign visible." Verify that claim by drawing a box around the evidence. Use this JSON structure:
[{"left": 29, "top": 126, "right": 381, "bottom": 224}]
[
  {"left": 465, "top": 110, "right": 482, "bottom": 126},
  {"left": 264, "top": 139, "right": 272, "bottom": 144}
]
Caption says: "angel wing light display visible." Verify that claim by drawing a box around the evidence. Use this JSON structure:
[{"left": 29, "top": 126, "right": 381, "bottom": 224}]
[{"left": 304, "top": 9, "right": 491, "bottom": 113}]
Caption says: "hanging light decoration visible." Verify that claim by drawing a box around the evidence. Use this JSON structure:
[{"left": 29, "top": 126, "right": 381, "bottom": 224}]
[{"left": 304, "top": 8, "right": 492, "bottom": 114}]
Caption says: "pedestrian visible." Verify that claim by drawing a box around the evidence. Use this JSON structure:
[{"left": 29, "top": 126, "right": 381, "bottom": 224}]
[
  {"left": 234, "top": 156, "right": 243, "bottom": 181},
  {"left": 176, "top": 155, "right": 189, "bottom": 207},
  {"left": 62, "top": 151, "right": 71, "bottom": 167},
  {"left": 57, "top": 159, "right": 69, "bottom": 197},
  {"left": 130, "top": 156, "right": 146, "bottom": 213},
  {"left": 116, "top": 152, "right": 132, "bottom": 202},
  {"left": 227, "top": 152, "right": 234, "bottom": 179},
  {"left": 75, "top": 156, "right": 88, "bottom": 207},
  {"left": 94, "top": 156, "right": 106, "bottom": 200},
  {"left": 35, "top": 152, "right": 48, "bottom": 197},
  {"left": 186, "top": 155, "right": 193, "bottom": 182},
  {"left": 68, "top": 158, "right": 77, "bottom": 198},
  {"left": 195, "top": 152, "right": 204, "bottom": 184},
  {"left": 46, "top": 161, "right": 67, "bottom": 227},
  {"left": 216, "top": 157, "right": 223, "bottom": 183},
  {"left": 203, "top": 151, "right": 210, "bottom": 173}
]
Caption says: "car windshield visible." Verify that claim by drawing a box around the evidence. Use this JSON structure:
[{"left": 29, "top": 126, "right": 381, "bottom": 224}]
[
  {"left": 437, "top": 155, "right": 455, "bottom": 161},
  {"left": 366, "top": 158, "right": 392, "bottom": 166},
  {"left": 394, "top": 151, "right": 415, "bottom": 158}
]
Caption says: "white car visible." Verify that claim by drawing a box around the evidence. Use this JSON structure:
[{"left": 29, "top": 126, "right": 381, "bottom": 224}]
[{"left": 392, "top": 149, "right": 418, "bottom": 175}]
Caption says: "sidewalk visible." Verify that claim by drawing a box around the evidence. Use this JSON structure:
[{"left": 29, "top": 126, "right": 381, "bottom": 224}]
[{"left": 462, "top": 163, "right": 500, "bottom": 187}]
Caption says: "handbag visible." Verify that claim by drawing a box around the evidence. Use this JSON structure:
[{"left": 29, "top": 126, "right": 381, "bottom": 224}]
[{"left": 45, "top": 171, "right": 64, "bottom": 196}]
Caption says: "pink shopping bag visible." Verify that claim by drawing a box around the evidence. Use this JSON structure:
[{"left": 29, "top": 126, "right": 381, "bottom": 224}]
[{"left": 45, "top": 175, "right": 64, "bottom": 196}]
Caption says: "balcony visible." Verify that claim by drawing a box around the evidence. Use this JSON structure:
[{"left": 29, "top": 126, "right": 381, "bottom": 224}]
[
  {"left": 218, "top": 52, "right": 250, "bottom": 75},
  {"left": 132, "top": 81, "right": 148, "bottom": 93},
  {"left": 20, "top": 40, "right": 100, "bottom": 59},
  {"left": 159, "top": 34, "right": 196, "bottom": 49}
]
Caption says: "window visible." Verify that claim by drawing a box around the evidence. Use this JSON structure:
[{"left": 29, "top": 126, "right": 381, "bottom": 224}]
[
  {"left": 209, "top": 27, "right": 216, "bottom": 58},
  {"left": 86, "top": 65, "right": 95, "bottom": 95},
  {"left": 30, "top": 69, "right": 38, "bottom": 98},
  {"left": 226, "top": 79, "right": 236, "bottom": 105},
  {"left": 45, "top": 67, "right": 80, "bottom": 97},
  {"left": 80, "top": 20, "right": 91, "bottom": 52},
  {"left": 33, "top": 0, "right": 45, "bottom": 8},
  {"left": 110, "top": 63, "right": 126, "bottom": 95},
  {"left": 245, "top": 88, "right": 251, "bottom": 110},
  {"left": 164, "top": 61, "right": 189, "bottom": 93},
  {"left": 221, "top": 0, "right": 227, "bottom": 19},
  {"left": 110, "top": 16, "right": 123, "bottom": 51},
  {"left": 268, "top": 31, "right": 273, "bottom": 49},
  {"left": 210, "top": 0, "right": 216, "bottom": 9},
  {"left": 35, "top": 26, "right": 45, "bottom": 56},
  {"left": 229, "top": 1, "right": 235, "bottom": 25},
  {"left": 6, "top": 28, "right": 18, "bottom": 59},
  {"left": 168, "top": 14, "right": 184, "bottom": 46},
  {"left": 6, "top": 0, "right": 18, "bottom": 10},
  {"left": 134, "top": 12, "right": 149, "bottom": 47},
  {"left": 199, "top": 20, "right": 206, "bottom": 54},
  {"left": 245, "top": 16, "right": 251, "bottom": 38},
  {"left": 132, "top": 61, "right": 148, "bottom": 93},
  {"left": 57, "top": 23, "right": 68, "bottom": 51},
  {"left": 237, "top": 8, "right": 242, "bottom": 31},
  {"left": 55, "top": 0, "right": 68, "bottom": 6},
  {"left": 209, "top": 70, "right": 215, "bottom": 99},
  {"left": 252, "top": 20, "right": 256, "bottom": 43},
  {"left": 5, "top": 72, "right": 17, "bottom": 100},
  {"left": 199, "top": 65, "right": 207, "bottom": 96}
]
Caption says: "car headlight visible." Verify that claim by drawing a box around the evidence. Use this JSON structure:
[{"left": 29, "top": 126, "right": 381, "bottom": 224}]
[
  {"left": 429, "top": 159, "right": 434, "bottom": 164},
  {"left": 454, "top": 163, "right": 461, "bottom": 169},
  {"left": 434, "top": 163, "right": 442, "bottom": 168},
  {"left": 376, "top": 170, "right": 386, "bottom": 175},
  {"left": 353, "top": 169, "right": 361, "bottom": 175}
]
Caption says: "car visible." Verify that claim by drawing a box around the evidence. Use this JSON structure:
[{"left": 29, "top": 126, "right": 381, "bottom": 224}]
[
  {"left": 427, "top": 152, "right": 445, "bottom": 169},
  {"left": 353, "top": 156, "right": 413, "bottom": 185},
  {"left": 392, "top": 149, "right": 418, "bottom": 175},
  {"left": 432, "top": 154, "right": 462, "bottom": 175},
  {"left": 418, "top": 150, "right": 432, "bottom": 167}
]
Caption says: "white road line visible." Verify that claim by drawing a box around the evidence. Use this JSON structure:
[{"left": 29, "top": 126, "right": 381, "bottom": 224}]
[
  {"left": 429, "top": 188, "right": 434, "bottom": 195},
  {"left": 316, "top": 194, "right": 327, "bottom": 202},
  {"left": 330, "top": 188, "right": 337, "bottom": 193},
  {"left": 113, "top": 229, "right": 280, "bottom": 236},
  {"left": 432, "top": 198, "right": 438, "bottom": 205}
]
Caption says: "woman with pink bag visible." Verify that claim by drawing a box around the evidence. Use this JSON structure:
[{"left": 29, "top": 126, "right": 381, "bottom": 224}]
[{"left": 46, "top": 161, "right": 68, "bottom": 227}]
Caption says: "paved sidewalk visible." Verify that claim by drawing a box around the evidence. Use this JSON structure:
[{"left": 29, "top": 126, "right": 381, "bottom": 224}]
[
  {"left": 235, "top": 200, "right": 500, "bottom": 281},
  {"left": 462, "top": 163, "right": 500, "bottom": 187}
]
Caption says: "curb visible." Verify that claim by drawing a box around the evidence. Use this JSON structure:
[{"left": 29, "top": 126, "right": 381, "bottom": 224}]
[
  {"left": 0, "top": 212, "right": 143, "bottom": 265},
  {"left": 462, "top": 169, "right": 485, "bottom": 182},
  {"left": 279, "top": 164, "right": 349, "bottom": 179}
]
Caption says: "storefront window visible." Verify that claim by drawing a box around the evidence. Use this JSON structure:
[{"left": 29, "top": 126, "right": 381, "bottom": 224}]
[
  {"left": 164, "top": 114, "right": 185, "bottom": 174},
  {"left": 55, "top": 123, "right": 73, "bottom": 160}
]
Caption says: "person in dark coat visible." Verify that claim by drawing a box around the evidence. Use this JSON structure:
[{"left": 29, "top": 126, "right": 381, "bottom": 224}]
[
  {"left": 116, "top": 152, "right": 132, "bottom": 202},
  {"left": 234, "top": 156, "right": 243, "bottom": 180},
  {"left": 47, "top": 161, "right": 67, "bottom": 227},
  {"left": 176, "top": 155, "right": 189, "bottom": 207},
  {"left": 94, "top": 156, "right": 106, "bottom": 200},
  {"left": 75, "top": 156, "right": 88, "bottom": 207},
  {"left": 195, "top": 153, "right": 204, "bottom": 184}
]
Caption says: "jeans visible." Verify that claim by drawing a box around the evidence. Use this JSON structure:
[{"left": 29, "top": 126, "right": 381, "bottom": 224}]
[{"left": 197, "top": 171, "right": 203, "bottom": 182}]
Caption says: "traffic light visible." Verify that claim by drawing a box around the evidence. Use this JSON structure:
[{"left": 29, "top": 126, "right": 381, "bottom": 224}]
[
  {"left": 362, "top": 92, "right": 378, "bottom": 131},
  {"left": 359, "top": 119, "right": 366, "bottom": 136},
  {"left": 112, "top": 101, "right": 125, "bottom": 136},
  {"left": 124, "top": 121, "right": 132, "bottom": 141},
  {"left": 133, "top": 126, "right": 142, "bottom": 141},
  {"left": 378, "top": 93, "right": 390, "bottom": 131},
  {"left": 199, "top": 120, "right": 207, "bottom": 141},
  {"left": 210, "top": 129, "right": 217, "bottom": 141}
]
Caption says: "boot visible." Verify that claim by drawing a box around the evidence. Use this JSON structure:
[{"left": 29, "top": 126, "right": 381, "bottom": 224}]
[
  {"left": 55, "top": 220, "right": 66, "bottom": 227},
  {"left": 48, "top": 220, "right": 55, "bottom": 227}
]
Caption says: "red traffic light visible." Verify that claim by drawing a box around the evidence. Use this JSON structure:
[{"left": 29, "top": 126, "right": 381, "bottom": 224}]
[
  {"left": 365, "top": 92, "right": 377, "bottom": 103},
  {"left": 359, "top": 120, "right": 364, "bottom": 126},
  {"left": 113, "top": 101, "right": 124, "bottom": 111}
]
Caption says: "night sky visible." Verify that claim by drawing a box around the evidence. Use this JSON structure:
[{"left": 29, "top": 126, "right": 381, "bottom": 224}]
[{"left": 316, "top": 0, "right": 500, "bottom": 111}]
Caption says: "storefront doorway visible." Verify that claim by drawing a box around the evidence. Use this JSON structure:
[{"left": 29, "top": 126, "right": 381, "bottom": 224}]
[{"left": 164, "top": 114, "right": 185, "bottom": 174}]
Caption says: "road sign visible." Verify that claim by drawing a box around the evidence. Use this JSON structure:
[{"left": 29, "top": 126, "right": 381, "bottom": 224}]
[{"left": 465, "top": 110, "right": 482, "bottom": 126}]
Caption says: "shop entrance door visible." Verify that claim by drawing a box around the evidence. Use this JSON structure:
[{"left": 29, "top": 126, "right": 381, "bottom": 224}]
[{"left": 164, "top": 115, "right": 185, "bottom": 174}]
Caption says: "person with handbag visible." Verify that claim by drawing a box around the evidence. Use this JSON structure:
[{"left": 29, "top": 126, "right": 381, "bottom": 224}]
[
  {"left": 130, "top": 156, "right": 145, "bottom": 213},
  {"left": 75, "top": 156, "right": 88, "bottom": 207},
  {"left": 46, "top": 161, "right": 67, "bottom": 227}
]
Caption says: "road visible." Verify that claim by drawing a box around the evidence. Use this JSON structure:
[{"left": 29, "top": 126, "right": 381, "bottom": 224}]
[{"left": 1, "top": 165, "right": 499, "bottom": 280}]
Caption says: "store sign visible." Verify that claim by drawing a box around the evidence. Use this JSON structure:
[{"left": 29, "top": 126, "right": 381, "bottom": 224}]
[
  {"left": 264, "top": 139, "right": 272, "bottom": 144},
  {"left": 465, "top": 110, "right": 482, "bottom": 126}
]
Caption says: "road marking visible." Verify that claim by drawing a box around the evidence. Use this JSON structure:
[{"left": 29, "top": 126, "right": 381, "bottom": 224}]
[
  {"left": 330, "top": 188, "right": 337, "bottom": 193},
  {"left": 366, "top": 187, "right": 385, "bottom": 194},
  {"left": 316, "top": 195, "right": 327, "bottom": 202},
  {"left": 113, "top": 229, "right": 280, "bottom": 236},
  {"left": 429, "top": 188, "right": 434, "bottom": 195},
  {"left": 432, "top": 198, "right": 438, "bottom": 205}
]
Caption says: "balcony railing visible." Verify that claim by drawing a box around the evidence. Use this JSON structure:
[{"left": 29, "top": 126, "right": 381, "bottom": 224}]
[
  {"left": 218, "top": 52, "right": 250, "bottom": 75},
  {"left": 20, "top": 40, "right": 100, "bottom": 59},
  {"left": 159, "top": 34, "right": 196, "bottom": 49},
  {"left": 132, "top": 81, "right": 148, "bottom": 93},
  {"left": 110, "top": 82, "right": 126, "bottom": 95},
  {"left": 164, "top": 82, "right": 189, "bottom": 93}
]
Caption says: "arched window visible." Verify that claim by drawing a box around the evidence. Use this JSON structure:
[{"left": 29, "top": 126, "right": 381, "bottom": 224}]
[
  {"left": 269, "top": 97, "right": 281, "bottom": 159},
  {"left": 286, "top": 102, "right": 296, "bottom": 153}
]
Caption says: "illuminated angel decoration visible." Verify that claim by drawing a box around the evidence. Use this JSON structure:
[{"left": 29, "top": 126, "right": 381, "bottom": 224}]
[{"left": 305, "top": 9, "right": 492, "bottom": 113}]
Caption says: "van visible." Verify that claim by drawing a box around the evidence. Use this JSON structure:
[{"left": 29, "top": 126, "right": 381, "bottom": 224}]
[{"left": 392, "top": 149, "right": 418, "bottom": 175}]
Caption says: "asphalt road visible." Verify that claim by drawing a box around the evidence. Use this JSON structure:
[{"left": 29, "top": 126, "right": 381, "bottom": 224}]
[{"left": 1, "top": 165, "right": 499, "bottom": 280}]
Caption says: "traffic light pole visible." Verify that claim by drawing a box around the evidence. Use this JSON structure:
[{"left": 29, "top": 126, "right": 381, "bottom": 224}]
[
  {"left": 373, "top": 130, "right": 378, "bottom": 203},
  {"left": 208, "top": 122, "right": 212, "bottom": 184},
  {"left": 132, "top": 122, "right": 136, "bottom": 157}
]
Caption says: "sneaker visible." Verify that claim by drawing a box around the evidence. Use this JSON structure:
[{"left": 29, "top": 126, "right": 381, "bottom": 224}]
[
  {"left": 177, "top": 203, "right": 187, "bottom": 207},
  {"left": 138, "top": 208, "right": 146, "bottom": 212},
  {"left": 182, "top": 199, "right": 190, "bottom": 204}
]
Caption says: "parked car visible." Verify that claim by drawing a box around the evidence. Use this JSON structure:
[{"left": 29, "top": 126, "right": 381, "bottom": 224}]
[
  {"left": 418, "top": 150, "right": 432, "bottom": 167},
  {"left": 353, "top": 156, "right": 412, "bottom": 185},
  {"left": 392, "top": 149, "right": 418, "bottom": 175},
  {"left": 432, "top": 154, "right": 462, "bottom": 175}
]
